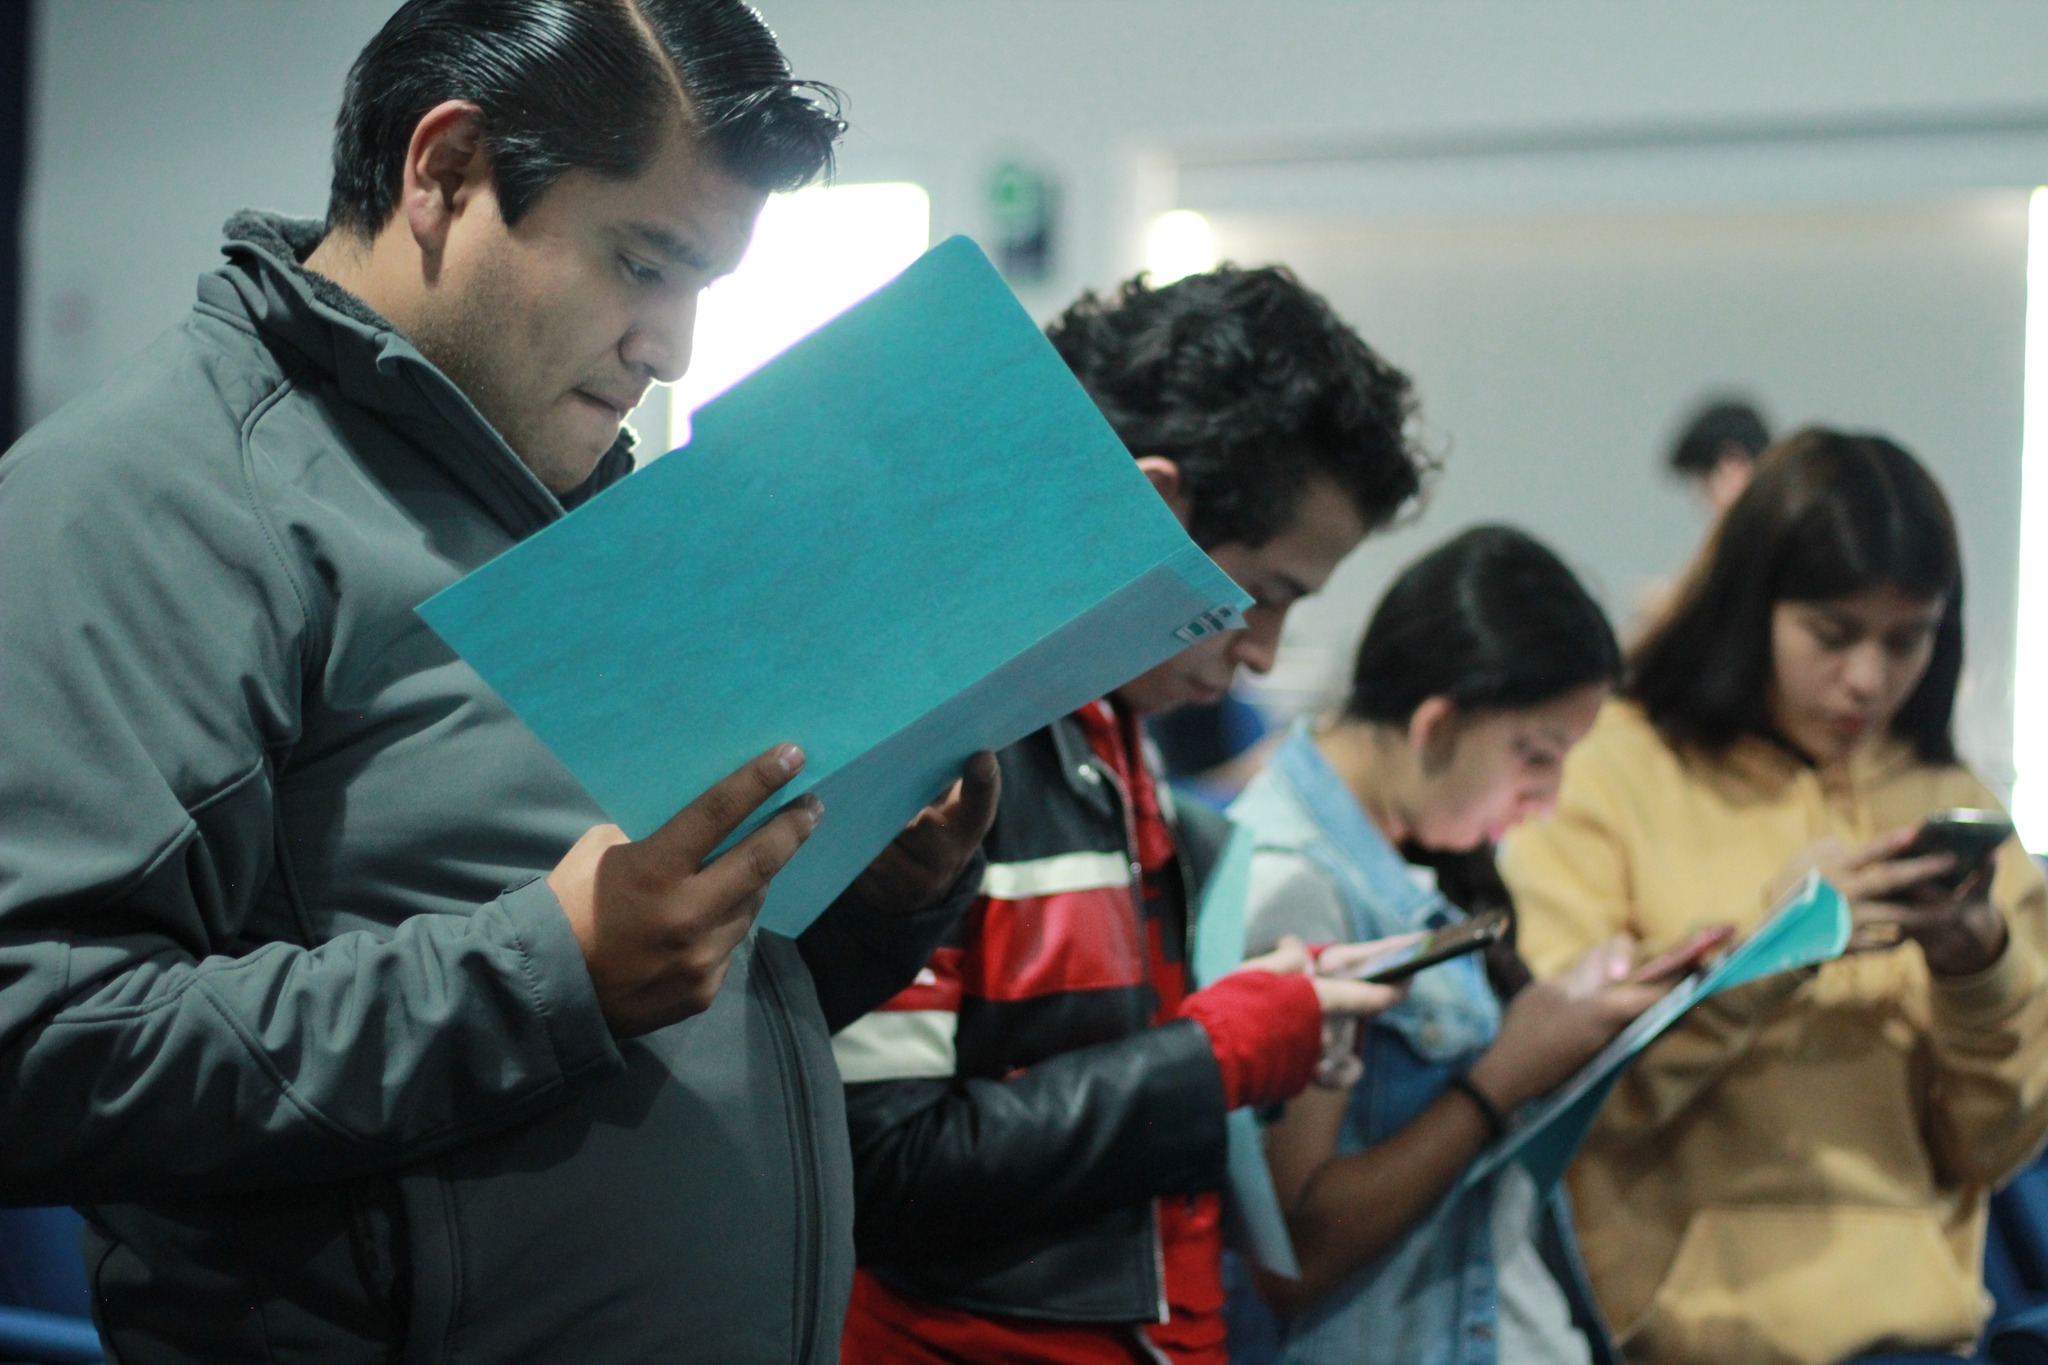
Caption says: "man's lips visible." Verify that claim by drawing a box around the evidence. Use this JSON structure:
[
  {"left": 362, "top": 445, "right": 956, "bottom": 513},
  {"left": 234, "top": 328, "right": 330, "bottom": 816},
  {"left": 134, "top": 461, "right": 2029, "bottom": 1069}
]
[{"left": 574, "top": 388, "right": 642, "bottom": 421}]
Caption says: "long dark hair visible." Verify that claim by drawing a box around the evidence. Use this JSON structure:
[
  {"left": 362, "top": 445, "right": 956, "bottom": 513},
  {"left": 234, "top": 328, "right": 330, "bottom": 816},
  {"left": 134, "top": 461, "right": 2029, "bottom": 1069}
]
[
  {"left": 1345, "top": 524, "right": 1621, "bottom": 726},
  {"left": 1346, "top": 525, "right": 1621, "bottom": 1001},
  {"left": 1629, "top": 427, "right": 1963, "bottom": 765}
]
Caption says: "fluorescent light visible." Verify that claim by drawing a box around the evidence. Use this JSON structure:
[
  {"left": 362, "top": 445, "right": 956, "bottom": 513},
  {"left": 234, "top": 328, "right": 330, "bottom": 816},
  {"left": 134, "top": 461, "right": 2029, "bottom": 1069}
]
[
  {"left": 666, "top": 182, "right": 931, "bottom": 450},
  {"left": 1145, "top": 209, "right": 1217, "bottom": 286},
  {"left": 2013, "top": 186, "right": 2048, "bottom": 849}
]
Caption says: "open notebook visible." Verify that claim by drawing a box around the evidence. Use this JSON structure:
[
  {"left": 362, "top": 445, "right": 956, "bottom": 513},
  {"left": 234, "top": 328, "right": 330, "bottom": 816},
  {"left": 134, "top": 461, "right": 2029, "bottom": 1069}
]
[{"left": 421, "top": 236, "right": 1251, "bottom": 936}]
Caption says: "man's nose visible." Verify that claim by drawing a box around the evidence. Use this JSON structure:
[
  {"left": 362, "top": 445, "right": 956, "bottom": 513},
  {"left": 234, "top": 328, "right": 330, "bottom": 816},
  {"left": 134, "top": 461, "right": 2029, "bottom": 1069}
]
[
  {"left": 623, "top": 293, "right": 698, "bottom": 386},
  {"left": 1229, "top": 617, "right": 1282, "bottom": 676}
]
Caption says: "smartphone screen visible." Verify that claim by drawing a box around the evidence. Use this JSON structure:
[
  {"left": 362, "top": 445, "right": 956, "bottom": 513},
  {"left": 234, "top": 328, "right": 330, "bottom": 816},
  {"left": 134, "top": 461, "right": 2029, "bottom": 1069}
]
[
  {"left": 1900, "top": 808, "right": 2015, "bottom": 890},
  {"left": 1351, "top": 910, "right": 1509, "bottom": 985}
]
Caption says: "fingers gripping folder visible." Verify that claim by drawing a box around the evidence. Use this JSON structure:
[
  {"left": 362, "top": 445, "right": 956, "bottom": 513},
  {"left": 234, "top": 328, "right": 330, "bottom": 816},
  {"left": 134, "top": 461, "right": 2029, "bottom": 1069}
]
[{"left": 419, "top": 237, "right": 1251, "bottom": 937}]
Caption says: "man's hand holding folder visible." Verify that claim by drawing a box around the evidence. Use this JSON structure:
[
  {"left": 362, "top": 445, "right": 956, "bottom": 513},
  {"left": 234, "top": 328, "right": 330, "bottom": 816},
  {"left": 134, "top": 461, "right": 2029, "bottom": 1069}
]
[
  {"left": 550, "top": 742, "right": 999, "bottom": 1038},
  {"left": 850, "top": 750, "right": 1002, "bottom": 917}
]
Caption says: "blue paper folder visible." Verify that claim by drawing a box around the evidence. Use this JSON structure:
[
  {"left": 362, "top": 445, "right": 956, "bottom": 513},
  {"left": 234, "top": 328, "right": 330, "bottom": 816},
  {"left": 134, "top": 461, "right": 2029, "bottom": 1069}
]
[
  {"left": 420, "top": 236, "right": 1251, "bottom": 936},
  {"left": 1192, "top": 848, "right": 1850, "bottom": 1275},
  {"left": 1190, "top": 821, "right": 1303, "bottom": 1278},
  {"left": 1461, "top": 871, "right": 1850, "bottom": 1192}
]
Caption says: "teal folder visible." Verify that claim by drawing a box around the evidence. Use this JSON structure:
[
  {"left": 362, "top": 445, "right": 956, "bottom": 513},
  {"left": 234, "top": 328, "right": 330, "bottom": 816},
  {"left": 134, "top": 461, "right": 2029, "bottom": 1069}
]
[
  {"left": 1191, "top": 849, "right": 1850, "bottom": 1273},
  {"left": 1191, "top": 821, "right": 1303, "bottom": 1278},
  {"left": 1462, "top": 871, "right": 1850, "bottom": 1191},
  {"left": 419, "top": 236, "right": 1251, "bottom": 936}
]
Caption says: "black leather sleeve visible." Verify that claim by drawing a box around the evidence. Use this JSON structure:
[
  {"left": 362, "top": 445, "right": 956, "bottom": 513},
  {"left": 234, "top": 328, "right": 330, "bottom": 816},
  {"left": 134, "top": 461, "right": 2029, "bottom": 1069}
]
[
  {"left": 795, "top": 850, "right": 986, "bottom": 1034},
  {"left": 844, "top": 1017, "right": 1229, "bottom": 1263}
]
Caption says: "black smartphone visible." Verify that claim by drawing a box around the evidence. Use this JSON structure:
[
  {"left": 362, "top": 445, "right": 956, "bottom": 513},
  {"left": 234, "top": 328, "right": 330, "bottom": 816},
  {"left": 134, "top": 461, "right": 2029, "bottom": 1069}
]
[
  {"left": 1898, "top": 808, "right": 2015, "bottom": 891},
  {"left": 1350, "top": 910, "right": 1510, "bottom": 985}
]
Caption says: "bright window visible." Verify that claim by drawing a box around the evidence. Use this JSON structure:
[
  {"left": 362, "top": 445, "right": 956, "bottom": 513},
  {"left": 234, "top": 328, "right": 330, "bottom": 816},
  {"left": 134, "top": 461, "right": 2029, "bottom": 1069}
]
[
  {"left": 1145, "top": 209, "right": 1217, "bottom": 286},
  {"left": 2014, "top": 188, "right": 2048, "bottom": 848},
  {"left": 665, "top": 182, "right": 931, "bottom": 450}
]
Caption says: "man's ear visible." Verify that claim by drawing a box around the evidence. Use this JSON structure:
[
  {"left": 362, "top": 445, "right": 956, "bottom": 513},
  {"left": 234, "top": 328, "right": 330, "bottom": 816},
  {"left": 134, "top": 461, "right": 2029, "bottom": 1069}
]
[
  {"left": 1406, "top": 696, "right": 1462, "bottom": 772},
  {"left": 399, "top": 100, "right": 492, "bottom": 266},
  {"left": 1135, "top": 456, "right": 1194, "bottom": 530}
]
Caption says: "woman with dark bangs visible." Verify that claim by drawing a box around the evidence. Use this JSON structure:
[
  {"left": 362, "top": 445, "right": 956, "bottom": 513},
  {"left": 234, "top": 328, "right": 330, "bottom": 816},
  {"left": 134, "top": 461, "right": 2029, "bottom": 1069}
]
[
  {"left": 1503, "top": 429, "right": 2048, "bottom": 1365},
  {"left": 1223, "top": 525, "right": 1664, "bottom": 1365}
]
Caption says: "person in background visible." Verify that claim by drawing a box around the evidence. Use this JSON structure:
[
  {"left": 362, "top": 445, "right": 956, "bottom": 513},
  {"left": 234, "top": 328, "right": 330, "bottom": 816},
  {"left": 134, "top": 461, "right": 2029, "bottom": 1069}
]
[
  {"left": 1225, "top": 525, "right": 1668, "bottom": 1365},
  {"left": 1633, "top": 397, "right": 1774, "bottom": 637},
  {"left": 1149, "top": 690, "right": 1273, "bottom": 807},
  {"left": 1668, "top": 396, "right": 1770, "bottom": 518},
  {"left": 1502, "top": 429, "right": 2048, "bottom": 1364},
  {"left": 833, "top": 265, "right": 1435, "bottom": 1364},
  {"left": 0, "top": 4, "right": 996, "bottom": 1361}
]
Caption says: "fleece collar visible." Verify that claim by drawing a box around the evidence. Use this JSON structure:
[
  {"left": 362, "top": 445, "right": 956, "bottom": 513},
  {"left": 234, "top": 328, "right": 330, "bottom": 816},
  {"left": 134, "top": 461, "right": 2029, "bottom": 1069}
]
[{"left": 201, "top": 210, "right": 636, "bottom": 535}]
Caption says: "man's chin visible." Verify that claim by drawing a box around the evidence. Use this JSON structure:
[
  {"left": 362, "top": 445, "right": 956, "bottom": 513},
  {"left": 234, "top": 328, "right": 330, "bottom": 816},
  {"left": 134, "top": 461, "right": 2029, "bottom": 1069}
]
[{"left": 517, "top": 435, "right": 617, "bottom": 496}]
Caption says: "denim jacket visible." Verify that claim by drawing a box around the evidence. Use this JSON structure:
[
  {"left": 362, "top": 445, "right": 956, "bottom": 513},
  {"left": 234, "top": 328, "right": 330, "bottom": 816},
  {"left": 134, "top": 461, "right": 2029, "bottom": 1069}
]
[{"left": 1222, "top": 722, "right": 1617, "bottom": 1365}]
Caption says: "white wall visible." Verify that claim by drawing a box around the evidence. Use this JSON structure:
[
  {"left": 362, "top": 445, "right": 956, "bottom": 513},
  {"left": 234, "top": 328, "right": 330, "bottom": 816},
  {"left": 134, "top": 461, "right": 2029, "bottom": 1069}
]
[
  {"left": 27, "top": 1, "right": 2048, "bottom": 417},
  {"left": 24, "top": 1, "right": 379, "bottom": 419},
  {"left": 21, "top": 0, "right": 2048, "bottom": 788},
  {"left": 1212, "top": 199, "right": 2029, "bottom": 788}
]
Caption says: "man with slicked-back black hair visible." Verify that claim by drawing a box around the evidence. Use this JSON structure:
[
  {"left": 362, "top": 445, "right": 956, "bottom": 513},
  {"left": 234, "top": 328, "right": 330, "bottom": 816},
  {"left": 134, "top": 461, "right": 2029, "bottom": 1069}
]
[{"left": 0, "top": 3, "right": 997, "bottom": 1362}]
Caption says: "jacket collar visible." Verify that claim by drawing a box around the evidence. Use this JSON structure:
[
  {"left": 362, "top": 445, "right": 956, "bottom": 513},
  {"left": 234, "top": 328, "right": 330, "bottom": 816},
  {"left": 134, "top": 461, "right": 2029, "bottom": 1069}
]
[
  {"left": 1270, "top": 719, "right": 1447, "bottom": 928},
  {"left": 1047, "top": 709, "right": 1121, "bottom": 820},
  {"left": 1242, "top": 720, "right": 1498, "bottom": 1062},
  {"left": 198, "top": 211, "right": 636, "bottom": 539}
]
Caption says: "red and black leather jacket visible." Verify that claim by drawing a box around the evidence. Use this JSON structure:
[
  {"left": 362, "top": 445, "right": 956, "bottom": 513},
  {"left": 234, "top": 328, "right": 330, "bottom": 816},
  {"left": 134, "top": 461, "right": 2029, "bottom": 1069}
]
[{"left": 833, "top": 708, "right": 1232, "bottom": 1324}]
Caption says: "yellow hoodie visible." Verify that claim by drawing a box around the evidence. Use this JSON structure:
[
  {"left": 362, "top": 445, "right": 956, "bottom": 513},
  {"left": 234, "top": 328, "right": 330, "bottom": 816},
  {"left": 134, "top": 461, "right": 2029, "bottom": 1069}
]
[{"left": 1501, "top": 701, "right": 2048, "bottom": 1365}]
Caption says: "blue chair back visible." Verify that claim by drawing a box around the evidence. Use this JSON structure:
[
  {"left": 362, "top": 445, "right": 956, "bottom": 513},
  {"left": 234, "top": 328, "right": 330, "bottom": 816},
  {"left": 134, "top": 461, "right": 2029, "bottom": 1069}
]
[
  {"left": 1989, "top": 1204, "right": 2029, "bottom": 1320},
  {"left": 0, "top": 1209, "right": 90, "bottom": 1319},
  {"left": 1994, "top": 1160, "right": 2048, "bottom": 1305},
  {"left": 1986, "top": 1154, "right": 2048, "bottom": 1364},
  {"left": 0, "top": 1208, "right": 100, "bottom": 1363}
]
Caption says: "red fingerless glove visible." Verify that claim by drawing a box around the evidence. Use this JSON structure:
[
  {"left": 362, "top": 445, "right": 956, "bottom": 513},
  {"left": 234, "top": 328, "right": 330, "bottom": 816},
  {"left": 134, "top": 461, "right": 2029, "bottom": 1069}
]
[{"left": 1176, "top": 970, "right": 1322, "bottom": 1109}]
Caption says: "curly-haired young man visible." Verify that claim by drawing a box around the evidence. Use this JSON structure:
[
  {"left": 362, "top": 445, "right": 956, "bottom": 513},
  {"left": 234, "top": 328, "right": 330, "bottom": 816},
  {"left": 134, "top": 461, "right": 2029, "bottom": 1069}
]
[{"left": 834, "top": 266, "right": 1435, "bottom": 1364}]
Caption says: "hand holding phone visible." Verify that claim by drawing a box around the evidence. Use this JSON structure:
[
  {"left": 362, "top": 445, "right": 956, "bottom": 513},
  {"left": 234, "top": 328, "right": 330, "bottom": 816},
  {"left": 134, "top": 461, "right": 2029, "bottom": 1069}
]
[
  {"left": 1626, "top": 924, "right": 1737, "bottom": 985},
  {"left": 1465, "top": 934, "right": 1671, "bottom": 1110},
  {"left": 1842, "top": 810, "right": 2016, "bottom": 977},
  {"left": 1895, "top": 809, "right": 2014, "bottom": 893}
]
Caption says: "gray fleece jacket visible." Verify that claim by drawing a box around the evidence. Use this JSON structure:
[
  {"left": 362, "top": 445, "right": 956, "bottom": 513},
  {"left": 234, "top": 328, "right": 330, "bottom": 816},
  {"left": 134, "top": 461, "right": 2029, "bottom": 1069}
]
[{"left": 0, "top": 212, "right": 971, "bottom": 1364}]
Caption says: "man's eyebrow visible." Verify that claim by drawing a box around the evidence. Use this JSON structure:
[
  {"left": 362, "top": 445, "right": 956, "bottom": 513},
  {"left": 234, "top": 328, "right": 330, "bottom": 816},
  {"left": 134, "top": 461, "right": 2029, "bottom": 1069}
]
[{"left": 626, "top": 223, "right": 712, "bottom": 272}]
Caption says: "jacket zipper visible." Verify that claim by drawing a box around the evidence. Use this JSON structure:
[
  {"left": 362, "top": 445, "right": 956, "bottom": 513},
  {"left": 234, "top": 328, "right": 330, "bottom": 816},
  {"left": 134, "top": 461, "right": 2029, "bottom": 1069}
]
[
  {"left": 755, "top": 952, "right": 824, "bottom": 1363},
  {"left": 1087, "top": 755, "right": 1172, "bottom": 1325}
]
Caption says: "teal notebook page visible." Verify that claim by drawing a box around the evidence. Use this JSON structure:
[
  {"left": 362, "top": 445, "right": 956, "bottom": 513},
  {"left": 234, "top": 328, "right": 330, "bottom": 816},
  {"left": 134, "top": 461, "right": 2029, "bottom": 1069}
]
[
  {"left": 420, "top": 236, "right": 1251, "bottom": 935},
  {"left": 1463, "top": 872, "right": 1850, "bottom": 1192},
  {"left": 1191, "top": 822, "right": 1303, "bottom": 1278}
]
